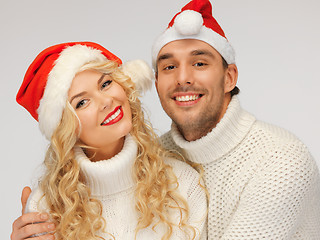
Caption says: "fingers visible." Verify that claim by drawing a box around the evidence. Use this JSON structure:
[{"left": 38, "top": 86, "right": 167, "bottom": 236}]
[
  {"left": 11, "top": 231, "right": 55, "bottom": 240},
  {"left": 13, "top": 212, "right": 49, "bottom": 229},
  {"left": 24, "top": 233, "right": 55, "bottom": 240},
  {"left": 11, "top": 226, "right": 55, "bottom": 240},
  {"left": 11, "top": 212, "right": 55, "bottom": 240},
  {"left": 21, "top": 186, "right": 32, "bottom": 214}
]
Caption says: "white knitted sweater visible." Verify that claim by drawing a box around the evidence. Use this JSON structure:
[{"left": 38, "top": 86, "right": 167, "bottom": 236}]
[
  {"left": 161, "top": 96, "right": 320, "bottom": 239},
  {"left": 26, "top": 134, "right": 207, "bottom": 239}
]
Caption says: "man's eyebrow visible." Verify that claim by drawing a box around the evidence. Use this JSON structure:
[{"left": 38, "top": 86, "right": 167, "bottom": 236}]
[
  {"left": 191, "top": 49, "right": 215, "bottom": 58},
  {"left": 157, "top": 53, "right": 174, "bottom": 63},
  {"left": 70, "top": 91, "right": 87, "bottom": 105}
]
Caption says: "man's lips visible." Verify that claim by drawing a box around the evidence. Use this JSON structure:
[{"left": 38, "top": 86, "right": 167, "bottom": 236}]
[{"left": 101, "top": 106, "right": 123, "bottom": 126}]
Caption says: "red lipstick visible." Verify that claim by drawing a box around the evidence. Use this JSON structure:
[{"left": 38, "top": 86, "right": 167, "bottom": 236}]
[{"left": 101, "top": 106, "right": 123, "bottom": 126}]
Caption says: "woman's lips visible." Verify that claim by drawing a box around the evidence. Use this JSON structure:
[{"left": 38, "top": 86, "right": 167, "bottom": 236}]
[{"left": 101, "top": 106, "right": 123, "bottom": 126}]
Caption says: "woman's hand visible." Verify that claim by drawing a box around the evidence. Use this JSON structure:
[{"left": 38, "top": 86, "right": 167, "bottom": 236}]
[{"left": 10, "top": 187, "right": 55, "bottom": 240}]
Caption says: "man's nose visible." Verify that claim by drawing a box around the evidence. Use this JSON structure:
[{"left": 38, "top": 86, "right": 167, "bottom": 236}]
[{"left": 175, "top": 65, "right": 193, "bottom": 86}]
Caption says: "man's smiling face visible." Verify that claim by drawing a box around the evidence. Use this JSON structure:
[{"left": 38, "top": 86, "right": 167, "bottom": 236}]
[{"left": 155, "top": 39, "right": 236, "bottom": 141}]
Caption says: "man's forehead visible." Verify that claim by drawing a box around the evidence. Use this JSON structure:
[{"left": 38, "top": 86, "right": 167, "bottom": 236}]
[{"left": 157, "top": 39, "right": 218, "bottom": 61}]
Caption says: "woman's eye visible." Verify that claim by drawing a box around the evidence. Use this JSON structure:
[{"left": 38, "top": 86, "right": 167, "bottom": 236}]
[
  {"left": 101, "top": 80, "right": 112, "bottom": 89},
  {"left": 76, "top": 99, "right": 88, "bottom": 109}
]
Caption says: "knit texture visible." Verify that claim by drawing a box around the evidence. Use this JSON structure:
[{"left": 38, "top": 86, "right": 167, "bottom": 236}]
[
  {"left": 161, "top": 96, "right": 320, "bottom": 239},
  {"left": 26, "top": 134, "right": 207, "bottom": 239}
]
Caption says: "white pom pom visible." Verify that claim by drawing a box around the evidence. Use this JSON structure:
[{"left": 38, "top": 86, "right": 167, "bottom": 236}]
[
  {"left": 174, "top": 10, "right": 203, "bottom": 35},
  {"left": 121, "top": 60, "right": 153, "bottom": 93}
]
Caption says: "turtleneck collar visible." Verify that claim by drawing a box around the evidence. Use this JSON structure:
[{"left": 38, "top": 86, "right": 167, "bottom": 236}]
[
  {"left": 170, "top": 96, "right": 256, "bottom": 164},
  {"left": 75, "top": 134, "right": 138, "bottom": 196}
]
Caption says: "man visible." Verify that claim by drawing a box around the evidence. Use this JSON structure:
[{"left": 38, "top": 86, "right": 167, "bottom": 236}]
[
  {"left": 11, "top": 0, "right": 320, "bottom": 239},
  {"left": 151, "top": 0, "right": 320, "bottom": 239}
]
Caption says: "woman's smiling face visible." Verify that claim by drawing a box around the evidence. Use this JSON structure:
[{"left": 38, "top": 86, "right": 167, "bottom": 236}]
[{"left": 68, "top": 69, "right": 132, "bottom": 161}]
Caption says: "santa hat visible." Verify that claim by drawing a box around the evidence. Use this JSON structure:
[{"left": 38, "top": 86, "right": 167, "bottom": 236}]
[
  {"left": 16, "top": 41, "right": 153, "bottom": 140},
  {"left": 152, "top": 0, "right": 235, "bottom": 69}
]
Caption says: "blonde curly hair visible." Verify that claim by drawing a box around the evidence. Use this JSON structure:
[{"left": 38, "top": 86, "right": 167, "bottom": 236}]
[{"left": 39, "top": 60, "right": 196, "bottom": 240}]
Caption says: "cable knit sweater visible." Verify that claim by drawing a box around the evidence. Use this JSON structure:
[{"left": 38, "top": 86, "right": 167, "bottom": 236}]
[
  {"left": 161, "top": 96, "right": 320, "bottom": 240},
  {"left": 26, "top": 135, "right": 207, "bottom": 239}
]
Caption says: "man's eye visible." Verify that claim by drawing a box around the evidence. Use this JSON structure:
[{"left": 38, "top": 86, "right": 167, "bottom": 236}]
[
  {"left": 101, "top": 80, "right": 112, "bottom": 89},
  {"left": 194, "top": 62, "right": 206, "bottom": 67},
  {"left": 76, "top": 99, "right": 88, "bottom": 109},
  {"left": 164, "top": 65, "right": 176, "bottom": 70}
]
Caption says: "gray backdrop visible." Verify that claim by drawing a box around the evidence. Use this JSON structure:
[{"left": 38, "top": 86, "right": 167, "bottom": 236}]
[{"left": 2, "top": 0, "right": 319, "bottom": 237}]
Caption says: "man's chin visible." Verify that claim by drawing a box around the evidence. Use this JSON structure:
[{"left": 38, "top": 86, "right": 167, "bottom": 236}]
[{"left": 173, "top": 116, "right": 199, "bottom": 130}]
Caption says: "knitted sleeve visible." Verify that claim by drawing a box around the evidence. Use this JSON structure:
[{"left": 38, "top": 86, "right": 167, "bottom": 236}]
[
  {"left": 221, "top": 141, "right": 320, "bottom": 239},
  {"left": 24, "top": 187, "right": 51, "bottom": 237},
  {"left": 25, "top": 186, "right": 47, "bottom": 214},
  {"left": 165, "top": 157, "right": 208, "bottom": 240}
]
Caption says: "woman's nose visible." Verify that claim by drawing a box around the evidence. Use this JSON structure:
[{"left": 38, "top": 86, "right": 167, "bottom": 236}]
[{"left": 98, "top": 93, "right": 113, "bottom": 111}]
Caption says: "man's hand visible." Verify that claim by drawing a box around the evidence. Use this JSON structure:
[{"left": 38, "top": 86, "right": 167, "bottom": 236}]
[
  {"left": 21, "top": 187, "right": 31, "bottom": 214},
  {"left": 11, "top": 187, "right": 55, "bottom": 240}
]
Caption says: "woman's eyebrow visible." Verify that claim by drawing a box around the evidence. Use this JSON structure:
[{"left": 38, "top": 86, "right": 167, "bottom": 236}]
[
  {"left": 97, "top": 73, "right": 107, "bottom": 85},
  {"left": 70, "top": 73, "right": 108, "bottom": 104},
  {"left": 70, "top": 91, "right": 87, "bottom": 105}
]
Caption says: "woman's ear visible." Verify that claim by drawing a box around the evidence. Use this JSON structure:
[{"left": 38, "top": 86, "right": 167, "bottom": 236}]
[{"left": 224, "top": 64, "right": 238, "bottom": 93}]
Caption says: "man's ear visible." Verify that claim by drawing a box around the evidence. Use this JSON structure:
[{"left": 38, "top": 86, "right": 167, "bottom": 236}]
[{"left": 224, "top": 64, "right": 238, "bottom": 93}]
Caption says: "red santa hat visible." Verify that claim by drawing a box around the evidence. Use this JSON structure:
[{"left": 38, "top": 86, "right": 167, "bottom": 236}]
[
  {"left": 152, "top": 0, "right": 235, "bottom": 69},
  {"left": 16, "top": 42, "right": 153, "bottom": 140}
]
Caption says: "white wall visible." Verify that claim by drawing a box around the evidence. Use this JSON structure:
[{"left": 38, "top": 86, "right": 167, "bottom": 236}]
[{"left": 1, "top": 0, "right": 319, "bottom": 238}]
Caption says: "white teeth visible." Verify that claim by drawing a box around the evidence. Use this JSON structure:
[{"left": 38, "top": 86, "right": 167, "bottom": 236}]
[
  {"left": 102, "top": 108, "right": 121, "bottom": 125},
  {"left": 176, "top": 95, "right": 199, "bottom": 102}
]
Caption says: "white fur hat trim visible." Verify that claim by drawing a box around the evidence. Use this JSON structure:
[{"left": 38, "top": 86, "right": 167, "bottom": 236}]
[{"left": 122, "top": 60, "right": 153, "bottom": 93}]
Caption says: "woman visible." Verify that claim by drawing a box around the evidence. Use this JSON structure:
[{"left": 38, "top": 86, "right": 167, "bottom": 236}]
[{"left": 12, "top": 42, "right": 207, "bottom": 240}]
